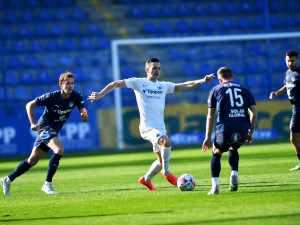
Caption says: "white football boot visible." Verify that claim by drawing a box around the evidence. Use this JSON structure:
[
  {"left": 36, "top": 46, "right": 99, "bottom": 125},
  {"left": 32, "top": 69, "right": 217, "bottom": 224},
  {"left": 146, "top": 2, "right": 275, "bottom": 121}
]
[
  {"left": 208, "top": 185, "right": 219, "bottom": 195},
  {"left": 42, "top": 183, "right": 58, "bottom": 195},
  {"left": 1, "top": 177, "right": 11, "bottom": 196}
]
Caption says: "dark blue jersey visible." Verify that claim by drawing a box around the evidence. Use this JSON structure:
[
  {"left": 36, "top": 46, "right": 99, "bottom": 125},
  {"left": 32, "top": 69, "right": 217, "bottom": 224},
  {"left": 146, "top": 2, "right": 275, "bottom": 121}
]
[
  {"left": 208, "top": 82, "right": 256, "bottom": 132},
  {"left": 284, "top": 66, "right": 300, "bottom": 109},
  {"left": 35, "top": 90, "right": 85, "bottom": 133}
]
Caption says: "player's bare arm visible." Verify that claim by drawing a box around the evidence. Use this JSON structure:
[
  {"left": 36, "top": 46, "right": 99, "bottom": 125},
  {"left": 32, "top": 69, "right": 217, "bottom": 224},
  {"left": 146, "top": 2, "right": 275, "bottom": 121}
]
[
  {"left": 88, "top": 80, "right": 127, "bottom": 102},
  {"left": 245, "top": 105, "right": 258, "bottom": 145},
  {"left": 174, "top": 74, "right": 214, "bottom": 92},
  {"left": 26, "top": 100, "right": 40, "bottom": 131},
  {"left": 202, "top": 107, "right": 216, "bottom": 152},
  {"left": 79, "top": 108, "right": 88, "bottom": 122},
  {"left": 269, "top": 85, "right": 287, "bottom": 99}
]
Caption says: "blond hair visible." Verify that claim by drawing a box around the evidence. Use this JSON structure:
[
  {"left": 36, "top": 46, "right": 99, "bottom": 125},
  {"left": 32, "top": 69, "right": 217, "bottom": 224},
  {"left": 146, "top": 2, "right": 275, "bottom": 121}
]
[{"left": 59, "top": 71, "right": 76, "bottom": 85}]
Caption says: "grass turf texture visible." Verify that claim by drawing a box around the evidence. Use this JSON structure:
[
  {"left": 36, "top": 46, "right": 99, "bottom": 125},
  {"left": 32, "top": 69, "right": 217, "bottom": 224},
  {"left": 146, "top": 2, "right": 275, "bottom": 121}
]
[{"left": 0, "top": 141, "right": 299, "bottom": 225}]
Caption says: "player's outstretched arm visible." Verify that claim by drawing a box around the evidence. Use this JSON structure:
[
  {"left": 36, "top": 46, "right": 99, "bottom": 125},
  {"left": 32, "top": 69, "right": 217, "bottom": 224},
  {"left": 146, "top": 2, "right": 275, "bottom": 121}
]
[
  {"left": 26, "top": 100, "right": 39, "bottom": 131},
  {"left": 88, "top": 80, "right": 127, "bottom": 103},
  {"left": 245, "top": 105, "right": 258, "bottom": 145},
  {"left": 269, "top": 85, "right": 287, "bottom": 99},
  {"left": 202, "top": 107, "right": 216, "bottom": 152},
  {"left": 79, "top": 108, "right": 88, "bottom": 122},
  {"left": 175, "top": 74, "right": 214, "bottom": 92}
]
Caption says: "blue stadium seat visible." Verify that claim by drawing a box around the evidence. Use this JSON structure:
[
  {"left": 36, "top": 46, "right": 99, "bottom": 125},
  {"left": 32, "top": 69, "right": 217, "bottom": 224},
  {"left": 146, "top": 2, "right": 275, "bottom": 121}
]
[
  {"left": 0, "top": 41, "right": 11, "bottom": 54},
  {"left": 122, "top": 66, "right": 136, "bottom": 79},
  {"left": 129, "top": 5, "right": 144, "bottom": 19},
  {"left": 206, "top": 19, "right": 219, "bottom": 31},
  {"left": 33, "top": 24, "right": 49, "bottom": 38},
  {"left": 159, "top": 20, "right": 173, "bottom": 34},
  {"left": 26, "top": 0, "right": 41, "bottom": 7},
  {"left": 253, "top": 16, "right": 264, "bottom": 28},
  {"left": 50, "top": 23, "right": 66, "bottom": 37},
  {"left": 193, "top": 4, "right": 207, "bottom": 16},
  {"left": 42, "top": 0, "right": 58, "bottom": 7},
  {"left": 248, "top": 42, "right": 264, "bottom": 56},
  {"left": 0, "top": 87, "right": 13, "bottom": 100},
  {"left": 62, "top": 38, "right": 78, "bottom": 51},
  {"left": 0, "top": 0, "right": 7, "bottom": 9},
  {"left": 216, "top": 45, "right": 231, "bottom": 58},
  {"left": 146, "top": 5, "right": 160, "bottom": 18},
  {"left": 80, "top": 38, "right": 94, "bottom": 50},
  {"left": 20, "top": 71, "right": 36, "bottom": 84},
  {"left": 72, "top": 7, "right": 88, "bottom": 21},
  {"left": 185, "top": 47, "right": 199, "bottom": 61},
  {"left": 198, "top": 62, "right": 213, "bottom": 76},
  {"left": 270, "top": 1, "right": 285, "bottom": 12},
  {"left": 285, "top": 15, "right": 298, "bottom": 27},
  {"left": 17, "top": 25, "right": 32, "bottom": 39},
  {"left": 96, "top": 37, "right": 110, "bottom": 49},
  {"left": 182, "top": 63, "right": 197, "bottom": 77},
  {"left": 7, "top": 55, "right": 23, "bottom": 69},
  {"left": 25, "top": 55, "right": 40, "bottom": 68},
  {"left": 76, "top": 53, "right": 91, "bottom": 66},
  {"left": 161, "top": 4, "right": 176, "bottom": 17},
  {"left": 175, "top": 20, "right": 189, "bottom": 33},
  {"left": 83, "top": 83, "right": 102, "bottom": 97},
  {"left": 58, "top": 54, "right": 74, "bottom": 67},
  {"left": 4, "top": 71, "right": 19, "bottom": 85},
  {"left": 9, "top": 0, "right": 24, "bottom": 8},
  {"left": 72, "top": 68, "right": 85, "bottom": 82},
  {"left": 230, "top": 63, "right": 245, "bottom": 75},
  {"left": 50, "top": 84, "right": 59, "bottom": 92},
  {"left": 222, "top": 18, "right": 236, "bottom": 30},
  {"left": 14, "top": 86, "right": 31, "bottom": 101},
  {"left": 13, "top": 40, "right": 28, "bottom": 53},
  {"left": 280, "top": 43, "right": 293, "bottom": 53},
  {"left": 168, "top": 48, "right": 184, "bottom": 61},
  {"left": 286, "top": 0, "right": 300, "bottom": 12},
  {"left": 0, "top": 103, "right": 5, "bottom": 116},
  {"left": 238, "top": 17, "right": 251, "bottom": 29},
  {"left": 46, "top": 39, "right": 61, "bottom": 52},
  {"left": 54, "top": 69, "right": 65, "bottom": 81},
  {"left": 87, "top": 23, "right": 103, "bottom": 36},
  {"left": 191, "top": 20, "right": 205, "bottom": 32},
  {"left": 54, "top": 8, "right": 69, "bottom": 21},
  {"left": 245, "top": 75, "right": 258, "bottom": 88},
  {"left": 37, "top": 9, "right": 53, "bottom": 22},
  {"left": 209, "top": 2, "right": 223, "bottom": 15},
  {"left": 32, "top": 86, "right": 47, "bottom": 98},
  {"left": 143, "top": 21, "right": 158, "bottom": 34},
  {"left": 5, "top": 10, "right": 20, "bottom": 23},
  {"left": 37, "top": 69, "right": 53, "bottom": 84},
  {"left": 240, "top": 1, "right": 254, "bottom": 14},
  {"left": 74, "top": 84, "right": 84, "bottom": 95},
  {"left": 269, "top": 15, "right": 283, "bottom": 28},
  {"left": 67, "top": 22, "right": 83, "bottom": 36},
  {"left": 42, "top": 55, "right": 57, "bottom": 68},
  {"left": 60, "top": 0, "right": 75, "bottom": 6},
  {"left": 177, "top": 4, "right": 191, "bottom": 17},
  {"left": 30, "top": 40, "right": 45, "bottom": 52},
  {"left": 224, "top": 2, "right": 238, "bottom": 14},
  {"left": 88, "top": 68, "right": 105, "bottom": 82},
  {"left": 246, "top": 60, "right": 260, "bottom": 74},
  {"left": 1, "top": 26, "right": 14, "bottom": 39},
  {"left": 254, "top": 0, "right": 264, "bottom": 12},
  {"left": 21, "top": 10, "right": 36, "bottom": 22}
]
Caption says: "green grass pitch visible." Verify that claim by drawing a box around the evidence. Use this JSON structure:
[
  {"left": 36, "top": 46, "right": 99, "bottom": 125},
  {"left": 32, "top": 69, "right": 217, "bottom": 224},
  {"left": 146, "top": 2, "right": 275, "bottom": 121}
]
[{"left": 0, "top": 141, "right": 299, "bottom": 225}]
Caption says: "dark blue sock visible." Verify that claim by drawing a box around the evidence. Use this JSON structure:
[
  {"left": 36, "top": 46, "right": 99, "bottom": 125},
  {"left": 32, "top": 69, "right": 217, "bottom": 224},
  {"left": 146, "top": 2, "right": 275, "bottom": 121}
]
[
  {"left": 297, "top": 154, "right": 300, "bottom": 161},
  {"left": 8, "top": 159, "right": 32, "bottom": 181},
  {"left": 211, "top": 152, "right": 221, "bottom": 177},
  {"left": 46, "top": 153, "right": 62, "bottom": 182},
  {"left": 228, "top": 150, "right": 239, "bottom": 171}
]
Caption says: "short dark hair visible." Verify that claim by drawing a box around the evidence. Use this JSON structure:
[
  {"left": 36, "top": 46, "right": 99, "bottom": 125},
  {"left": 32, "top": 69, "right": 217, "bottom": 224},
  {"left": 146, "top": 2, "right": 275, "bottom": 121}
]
[
  {"left": 145, "top": 58, "right": 160, "bottom": 67},
  {"left": 217, "top": 67, "right": 233, "bottom": 79},
  {"left": 286, "top": 50, "right": 298, "bottom": 58}
]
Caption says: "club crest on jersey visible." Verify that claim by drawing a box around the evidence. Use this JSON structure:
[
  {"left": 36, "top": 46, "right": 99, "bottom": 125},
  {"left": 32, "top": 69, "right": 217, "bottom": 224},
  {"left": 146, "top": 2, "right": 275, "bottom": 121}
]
[
  {"left": 231, "top": 132, "right": 241, "bottom": 143},
  {"left": 69, "top": 102, "right": 74, "bottom": 107}
]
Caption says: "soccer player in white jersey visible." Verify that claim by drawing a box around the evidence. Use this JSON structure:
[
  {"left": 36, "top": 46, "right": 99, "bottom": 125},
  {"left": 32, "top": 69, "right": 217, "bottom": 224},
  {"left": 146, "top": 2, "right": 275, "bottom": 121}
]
[{"left": 88, "top": 58, "right": 214, "bottom": 191}]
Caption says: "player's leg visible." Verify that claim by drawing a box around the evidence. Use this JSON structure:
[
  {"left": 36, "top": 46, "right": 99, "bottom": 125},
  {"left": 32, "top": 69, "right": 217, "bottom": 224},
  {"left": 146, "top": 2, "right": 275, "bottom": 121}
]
[
  {"left": 139, "top": 155, "right": 161, "bottom": 191},
  {"left": 290, "top": 132, "right": 300, "bottom": 171},
  {"left": 228, "top": 147, "right": 239, "bottom": 191},
  {"left": 42, "top": 136, "right": 64, "bottom": 194},
  {"left": 159, "top": 135, "right": 178, "bottom": 186},
  {"left": 208, "top": 146, "right": 222, "bottom": 195},
  {"left": 1, "top": 146, "right": 46, "bottom": 196}
]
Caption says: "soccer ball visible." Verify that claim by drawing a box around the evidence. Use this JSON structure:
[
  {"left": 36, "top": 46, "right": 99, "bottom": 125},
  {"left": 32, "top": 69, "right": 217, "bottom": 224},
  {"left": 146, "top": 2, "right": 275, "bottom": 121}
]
[{"left": 177, "top": 174, "right": 196, "bottom": 191}]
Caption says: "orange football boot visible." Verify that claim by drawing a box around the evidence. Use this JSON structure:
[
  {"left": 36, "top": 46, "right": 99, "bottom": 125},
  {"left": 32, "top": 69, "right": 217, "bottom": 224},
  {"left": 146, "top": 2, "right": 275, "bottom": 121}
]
[{"left": 139, "top": 177, "right": 157, "bottom": 191}]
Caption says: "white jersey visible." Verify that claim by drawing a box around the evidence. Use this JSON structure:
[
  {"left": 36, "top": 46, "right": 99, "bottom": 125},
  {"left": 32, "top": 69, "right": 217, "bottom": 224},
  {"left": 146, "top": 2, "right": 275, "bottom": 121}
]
[{"left": 125, "top": 77, "right": 175, "bottom": 131}]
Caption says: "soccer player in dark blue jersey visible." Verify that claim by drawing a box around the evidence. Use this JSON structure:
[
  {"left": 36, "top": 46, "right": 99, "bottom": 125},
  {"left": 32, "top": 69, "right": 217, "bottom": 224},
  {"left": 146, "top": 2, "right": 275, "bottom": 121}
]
[
  {"left": 202, "top": 67, "right": 257, "bottom": 195},
  {"left": 1, "top": 72, "right": 88, "bottom": 196},
  {"left": 270, "top": 50, "right": 300, "bottom": 171}
]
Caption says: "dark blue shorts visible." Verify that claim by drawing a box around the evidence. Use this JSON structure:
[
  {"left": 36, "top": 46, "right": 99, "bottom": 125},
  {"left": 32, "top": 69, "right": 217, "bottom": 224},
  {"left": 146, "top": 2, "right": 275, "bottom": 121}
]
[
  {"left": 290, "top": 108, "right": 300, "bottom": 133},
  {"left": 214, "top": 129, "right": 248, "bottom": 153},
  {"left": 34, "top": 125, "right": 58, "bottom": 153}
]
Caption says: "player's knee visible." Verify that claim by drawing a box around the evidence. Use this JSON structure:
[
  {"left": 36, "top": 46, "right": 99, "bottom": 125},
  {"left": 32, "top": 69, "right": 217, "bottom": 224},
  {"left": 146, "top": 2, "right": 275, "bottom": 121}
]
[
  {"left": 213, "top": 148, "right": 222, "bottom": 155},
  {"left": 161, "top": 138, "right": 171, "bottom": 147},
  {"left": 53, "top": 148, "right": 64, "bottom": 155},
  {"left": 27, "top": 157, "right": 39, "bottom": 166}
]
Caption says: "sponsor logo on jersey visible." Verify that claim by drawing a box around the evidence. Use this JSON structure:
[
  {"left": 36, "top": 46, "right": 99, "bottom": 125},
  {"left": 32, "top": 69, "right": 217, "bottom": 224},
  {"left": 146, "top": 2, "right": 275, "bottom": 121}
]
[
  {"left": 231, "top": 132, "right": 241, "bottom": 143},
  {"left": 229, "top": 109, "right": 245, "bottom": 117},
  {"left": 69, "top": 102, "right": 74, "bottom": 107}
]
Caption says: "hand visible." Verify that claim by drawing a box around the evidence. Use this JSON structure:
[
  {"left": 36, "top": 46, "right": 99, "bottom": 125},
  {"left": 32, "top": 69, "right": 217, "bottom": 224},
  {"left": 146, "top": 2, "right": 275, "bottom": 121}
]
[
  {"left": 31, "top": 124, "right": 40, "bottom": 131},
  {"left": 269, "top": 92, "right": 276, "bottom": 99},
  {"left": 88, "top": 92, "right": 103, "bottom": 103},
  {"left": 81, "top": 109, "right": 88, "bottom": 122},
  {"left": 202, "top": 138, "right": 211, "bottom": 152},
  {"left": 245, "top": 133, "right": 253, "bottom": 145},
  {"left": 204, "top": 73, "right": 215, "bottom": 83}
]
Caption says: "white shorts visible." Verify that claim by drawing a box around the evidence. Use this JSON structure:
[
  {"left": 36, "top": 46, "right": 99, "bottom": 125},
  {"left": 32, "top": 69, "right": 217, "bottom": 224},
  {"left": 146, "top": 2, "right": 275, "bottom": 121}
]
[{"left": 140, "top": 128, "right": 166, "bottom": 153}]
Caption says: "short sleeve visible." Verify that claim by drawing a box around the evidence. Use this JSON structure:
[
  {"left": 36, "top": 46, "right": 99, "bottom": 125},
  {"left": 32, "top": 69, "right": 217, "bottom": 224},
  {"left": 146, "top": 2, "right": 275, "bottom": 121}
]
[
  {"left": 207, "top": 88, "right": 216, "bottom": 108},
  {"left": 164, "top": 82, "right": 175, "bottom": 94},
  {"left": 76, "top": 93, "right": 85, "bottom": 110},
  {"left": 35, "top": 92, "right": 51, "bottom": 106},
  {"left": 125, "top": 78, "right": 138, "bottom": 90}
]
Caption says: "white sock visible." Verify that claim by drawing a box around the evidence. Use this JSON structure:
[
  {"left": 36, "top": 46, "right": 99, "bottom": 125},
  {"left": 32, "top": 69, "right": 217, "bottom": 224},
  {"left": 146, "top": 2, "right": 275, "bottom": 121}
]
[
  {"left": 45, "top": 181, "right": 52, "bottom": 185},
  {"left": 161, "top": 146, "right": 171, "bottom": 176},
  {"left": 144, "top": 159, "right": 162, "bottom": 182},
  {"left": 6, "top": 177, "right": 12, "bottom": 184},
  {"left": 231, "top": 170, "right": 238, "bottom": 177},
  {"left": 212, "top": 177, "right": 219, "bottom": 188}
]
